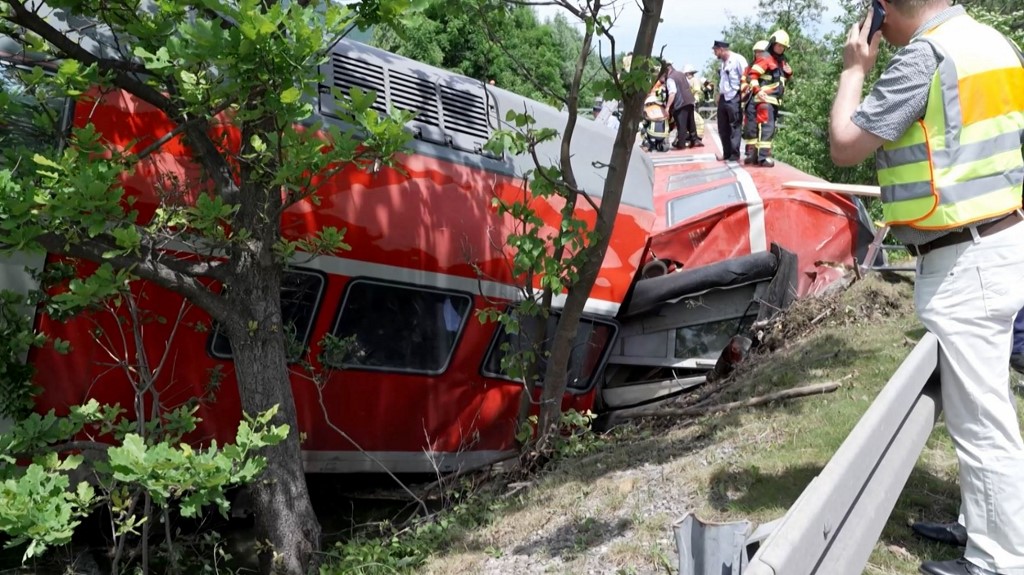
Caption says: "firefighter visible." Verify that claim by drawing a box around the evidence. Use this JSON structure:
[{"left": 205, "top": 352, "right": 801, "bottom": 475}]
[
  {"left": 743, "top": 30, "right": 793, "bottom": 167},
  {"left": 741, "top": 40, "right": 769, "bottom": 163}
]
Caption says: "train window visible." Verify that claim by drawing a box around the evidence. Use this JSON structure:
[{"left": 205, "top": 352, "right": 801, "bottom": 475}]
[
  {"left": 666, "top": 167, "right": 732, "bottom": 192},
  {"left": 209, "top": 269, "right": 326, "bottom": 361},
  {"left": 0, "top": 63, "right": 71, "bottom": 168},
  {"left": 482, "top": 313, "right": 616, "bottom": 391},
  {"left": 667, "top": 181, "right": 745, "bottom": 227},
  {"left": 674, "top": 314, "right": 758, "bottom": 360},
  {"left": 324, "top": 280, "right": 472, "bottom": 374}
]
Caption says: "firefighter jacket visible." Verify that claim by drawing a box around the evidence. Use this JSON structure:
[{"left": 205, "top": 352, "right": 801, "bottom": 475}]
[
  {"left": 689, "top": 76, "right": 703, "bottom": 103},
  {"left": 878, "top": 13, "right": 1024, "bottom": 229},
  {"left": 747, "top": 53, "right": 792, "bottom": 106},
  {"left": 740, "top": 64, "right": 753, "bottom": 101}
]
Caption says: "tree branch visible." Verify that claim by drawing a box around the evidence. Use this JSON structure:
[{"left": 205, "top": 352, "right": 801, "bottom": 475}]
[
  {"left": 35, "top": 233, "right": 232, "bottom": 323},
  {"left": 8, "top": 440, "right": 112, "bottom": 461},
  {"left": 134, "top": 99, "right": 236, "bottom": 161},
  {"left": 4, "top": 0, "right": 241, "bottom": 199},
  {"left": 6, "top": 0, "right": 166, "bottom": 102}
]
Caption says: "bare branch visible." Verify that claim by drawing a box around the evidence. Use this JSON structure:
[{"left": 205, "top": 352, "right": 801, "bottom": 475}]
[
  {"left": 526, "top": 143, "right": 601, "bottom": 215},
  {"left": 134, "top": 99, "right": 236, "bottom": 161},
  {"left": 150, "top": 299, "right": 191, "bottom": 386},
  {"left": 298, "top": 373, "right": 431, "bottom": 516}
]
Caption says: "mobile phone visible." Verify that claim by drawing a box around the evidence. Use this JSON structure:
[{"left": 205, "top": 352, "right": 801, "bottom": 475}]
[{"left": 867, "top": 0, "right": 886, "bottom": 44}]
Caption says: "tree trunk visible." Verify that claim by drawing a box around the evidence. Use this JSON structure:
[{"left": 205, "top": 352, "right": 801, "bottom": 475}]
[
  {"left": 536, "top": 0, "right": 665, "bottom": 441},
  {"left": 226, "top": 266, "right": 321, "bottom": 575},
  {"left": 516, "top": 312, "right": 547, "bottom": 434}
]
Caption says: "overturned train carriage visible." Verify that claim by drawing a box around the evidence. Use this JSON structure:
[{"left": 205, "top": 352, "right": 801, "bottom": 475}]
[
  {"left": 599, "top": 150, "right": 878, "bottom": 412},
  {"left": 0, "top": 27, "right": 656, "bottom": 473}
]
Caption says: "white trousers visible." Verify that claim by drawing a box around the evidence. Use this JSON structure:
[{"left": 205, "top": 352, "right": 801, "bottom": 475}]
[{"left": 915, "top": 217, "right": 1024, "bottom": 575}]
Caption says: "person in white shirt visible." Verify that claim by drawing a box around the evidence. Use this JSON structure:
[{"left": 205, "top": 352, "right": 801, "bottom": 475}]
[{"left": 713, "top": 40, "right": 748, "bottom": 161}]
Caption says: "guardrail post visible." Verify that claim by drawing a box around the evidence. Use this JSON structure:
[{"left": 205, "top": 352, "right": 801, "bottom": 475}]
[{"left": 673, "top": 513, "right": 751, "bottom": 575}]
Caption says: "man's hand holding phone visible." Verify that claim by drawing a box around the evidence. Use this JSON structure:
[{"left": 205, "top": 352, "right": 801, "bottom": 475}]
[{"left": 843, "top": 2, "right": 884, "bottom": 76}]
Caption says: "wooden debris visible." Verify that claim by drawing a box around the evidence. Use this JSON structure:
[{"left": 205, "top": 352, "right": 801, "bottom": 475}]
[{"left": 618, "top": 381, "right": 842, "bottom": 420}]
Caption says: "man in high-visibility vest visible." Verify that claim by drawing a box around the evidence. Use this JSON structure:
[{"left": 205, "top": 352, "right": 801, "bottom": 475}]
[{"left": 828, "top": 1, "right": 1024, "bottom": 575}]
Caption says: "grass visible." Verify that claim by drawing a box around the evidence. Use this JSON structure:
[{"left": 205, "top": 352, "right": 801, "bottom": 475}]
[{"left": 419, "top": 271, "right": 1024, "bottom": 574}]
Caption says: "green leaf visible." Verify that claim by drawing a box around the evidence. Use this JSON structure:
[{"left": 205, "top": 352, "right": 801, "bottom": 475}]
[
  {"left": 31, "top": 154, "right": 61, "bottom": 171},
  {"left": 281, "top": 87, "right": 302, "bottom": 104}
]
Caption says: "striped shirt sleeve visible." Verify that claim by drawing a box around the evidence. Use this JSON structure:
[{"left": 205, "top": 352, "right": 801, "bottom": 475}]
[{"left": 851, "top": 41, "right": 938, "bottom": 142}]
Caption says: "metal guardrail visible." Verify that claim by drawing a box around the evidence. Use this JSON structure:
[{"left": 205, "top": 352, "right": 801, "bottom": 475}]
[{"left": 676, "top": 332, "right": 942, "bottom": 574}]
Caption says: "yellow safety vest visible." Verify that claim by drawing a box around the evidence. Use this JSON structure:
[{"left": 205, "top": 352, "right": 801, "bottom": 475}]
[{"left": 878, "top": 13, "right": 1024, "bottom": 229}]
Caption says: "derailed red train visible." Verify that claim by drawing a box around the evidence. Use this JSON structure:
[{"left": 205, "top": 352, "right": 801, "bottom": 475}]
[
  {"left": 1, "top": 36, "right": 879, "bottom": 472},
  {"left": 1, "top": 37, "right": 657, "bottom": 473}
]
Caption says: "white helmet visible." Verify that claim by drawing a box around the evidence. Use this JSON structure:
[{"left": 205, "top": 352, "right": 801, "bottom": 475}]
[{"left": 683, "top": 64, "right": 697, "bottom": 75}]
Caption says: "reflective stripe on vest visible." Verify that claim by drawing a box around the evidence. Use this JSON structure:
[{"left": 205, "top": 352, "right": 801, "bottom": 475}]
[{"left": 877, "top": 14, "right": 1024, "bottom": 230}]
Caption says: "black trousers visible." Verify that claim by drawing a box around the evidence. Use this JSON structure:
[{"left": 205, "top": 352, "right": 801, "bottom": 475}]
[
  {"left": 672, "top": 104, "right": 698, "bottom": 145},
  {"left": 717, "top": 95, "right": 742, "bottom": 159}
]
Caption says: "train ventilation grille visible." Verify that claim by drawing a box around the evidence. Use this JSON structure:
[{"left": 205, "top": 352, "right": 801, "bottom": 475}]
[{"left": 322, "top": 51, "right": 493, "bottom": 156}]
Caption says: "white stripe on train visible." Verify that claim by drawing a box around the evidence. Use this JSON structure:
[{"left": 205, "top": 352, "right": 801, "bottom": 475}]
[{"left": 298, "top": 252, "right": 622, "bottom": 316}]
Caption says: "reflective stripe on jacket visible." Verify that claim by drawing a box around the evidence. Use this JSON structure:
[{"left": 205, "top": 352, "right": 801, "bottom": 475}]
[
  {"left": 878, "top": 13, "right": 1024, "bottom": 229},
  {"left": 748, "top": 54, "right": 790, "bottom": 106}
]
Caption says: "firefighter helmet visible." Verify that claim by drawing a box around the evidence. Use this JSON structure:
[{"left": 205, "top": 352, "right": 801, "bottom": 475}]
[
  {"left": 769, "top": 29, "right": 791, "bottom": 49},
  {"left": 753, "top": 40, "right": 769, "bottom": 53}
]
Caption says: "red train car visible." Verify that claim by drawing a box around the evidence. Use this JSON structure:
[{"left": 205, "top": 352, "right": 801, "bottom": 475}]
[
  {"left": 600, "top": 139, "right": 878, "bottom": 410},
  {"left": 0, "top": 38, "right": 657, "bottom": 473}
]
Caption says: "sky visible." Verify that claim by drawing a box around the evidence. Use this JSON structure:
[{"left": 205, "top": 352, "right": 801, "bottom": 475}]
[{"left": 533, "top": 0, "right": 846, "bottom": 76}]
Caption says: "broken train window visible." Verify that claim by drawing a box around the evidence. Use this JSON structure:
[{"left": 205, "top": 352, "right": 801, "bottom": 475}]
[{"left": 324, "top": 280, "right": 472, "bottom": 375}]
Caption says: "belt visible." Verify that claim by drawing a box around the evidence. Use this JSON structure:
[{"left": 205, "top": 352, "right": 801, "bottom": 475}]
[{"left": 907, "top": 211, "right": 1024, "bottom": 257}]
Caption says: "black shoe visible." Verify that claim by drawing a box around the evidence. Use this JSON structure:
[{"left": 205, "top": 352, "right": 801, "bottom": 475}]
[
  {"left": 912, "top": 521, "right": 967, "bottom": 547},
  {"left": 759, "top": 157, "right": 775, "bottom": 167},
  {"left": 726, "top": 155, "right": 740, "bottom": 162},
  {"left": 919, "top": 558, "right": 978, "bottom": 575},
  {"left": 1011, "top": 353, "right": 1024, "bottom": 375}
]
